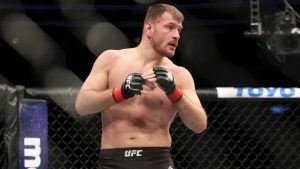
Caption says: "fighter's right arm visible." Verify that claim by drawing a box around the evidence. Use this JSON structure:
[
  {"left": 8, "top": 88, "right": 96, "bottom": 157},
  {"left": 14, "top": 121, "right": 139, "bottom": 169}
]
[{"left": 75, "top": 50, "right": 116, "bottom": 115}]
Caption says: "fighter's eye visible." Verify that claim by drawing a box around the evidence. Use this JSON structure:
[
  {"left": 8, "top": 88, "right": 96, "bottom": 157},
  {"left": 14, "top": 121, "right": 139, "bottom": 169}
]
[{"left": 166, "top": 24, "right": 175, "bottom": 30}]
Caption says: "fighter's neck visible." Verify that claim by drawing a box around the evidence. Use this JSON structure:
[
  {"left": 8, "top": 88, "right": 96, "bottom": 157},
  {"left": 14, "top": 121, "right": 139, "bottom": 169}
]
[{"left": 136, "top": 41, "right": 164, "bottom": 59}]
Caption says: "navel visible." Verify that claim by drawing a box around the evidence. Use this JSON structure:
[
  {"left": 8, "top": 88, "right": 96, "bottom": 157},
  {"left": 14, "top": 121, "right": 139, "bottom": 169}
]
[{"left": 159, "top": 99, "right": 164, "bottom": 105}]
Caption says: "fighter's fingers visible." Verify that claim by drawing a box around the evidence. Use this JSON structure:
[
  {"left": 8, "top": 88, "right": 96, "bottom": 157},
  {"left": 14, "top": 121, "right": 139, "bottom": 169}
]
[
  {"left": 144, "top": 77, "right": 156, "bottom": 84},
  {"left": 142, "top": 73, "right": 156, "bottom": 80},
  {"left": 142, "top": 83, "right": 156, "bottom": 91},
  {"left": 142, "top": 69, "right": 155, "bottom": 76}
]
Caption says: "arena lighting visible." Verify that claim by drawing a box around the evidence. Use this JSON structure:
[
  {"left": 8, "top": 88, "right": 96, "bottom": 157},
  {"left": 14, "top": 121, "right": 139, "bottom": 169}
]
[
  {"left": 1, "top": 12, "right": 83, "bottom": 90},
  {"left": 56, "top": 0, "right": 130, "bottom": 55},
  {"left": 266, "top": 6, "right": 300, "bottom": 56},
  {"left": 245, "top": 0, "right": 300, "bottom": 61},
  {"left": 267, "top": 32, "right": 300, "bottom": 56}
]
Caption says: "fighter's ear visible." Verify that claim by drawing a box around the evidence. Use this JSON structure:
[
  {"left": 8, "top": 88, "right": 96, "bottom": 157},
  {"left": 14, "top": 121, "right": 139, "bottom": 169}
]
[{"left": 144, "top": 22, "right": 153, "bottom": 37}]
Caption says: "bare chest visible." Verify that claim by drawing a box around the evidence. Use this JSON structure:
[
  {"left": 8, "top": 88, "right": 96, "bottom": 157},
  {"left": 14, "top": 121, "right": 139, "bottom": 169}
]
[
  {"left": 104, "top": 69, "right": 176, "bottom": 127},
  {"left": 104, "top": 58, "right": 176, "bottom": 121},
  {"left": 108, "top": 63, "right": 147, "bottom": 87}
]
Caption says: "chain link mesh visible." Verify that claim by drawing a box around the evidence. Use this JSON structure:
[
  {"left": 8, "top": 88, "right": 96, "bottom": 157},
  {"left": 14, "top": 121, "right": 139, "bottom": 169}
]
[
  {"left": 1, "top": 99, "right": 300, "bottom": 169},
  {"left": 47, "top": 101, "right": 100, "bottom": 169},
  {"left": 171, "top": 100, "right": 300, "bottom": 169},
  {"left": 0, "top": 113, "right": 4, "bottom": 168},
  {"left": 46, "top": 99, "right": 300, "bottom": 169}
]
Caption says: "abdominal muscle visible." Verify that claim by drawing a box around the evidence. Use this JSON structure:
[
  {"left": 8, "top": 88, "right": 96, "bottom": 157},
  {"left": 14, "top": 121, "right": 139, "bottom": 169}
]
[
  {"left": 100, "top": 93, "right": 176, "bottom": 149},
  {"left": 101, "top": 121, "right": 172, "bottom": 149}
]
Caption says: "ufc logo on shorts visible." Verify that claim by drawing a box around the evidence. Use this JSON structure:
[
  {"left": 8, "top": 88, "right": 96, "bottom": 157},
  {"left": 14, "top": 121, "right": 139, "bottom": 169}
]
[{"left": 124, "top": 149, "right": 143, "bottom": 157}]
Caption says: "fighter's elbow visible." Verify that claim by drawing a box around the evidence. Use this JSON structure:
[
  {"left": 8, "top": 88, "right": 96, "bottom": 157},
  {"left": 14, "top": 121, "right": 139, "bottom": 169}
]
[
  {"left": 192, "top": 116, "right": 208, "bottom": 134},
  {"left": 193, "top": 121, "right": 207, "bottom": 134},
  {"left": 75, "top": 101, "right": 86, "bottom": 116}
]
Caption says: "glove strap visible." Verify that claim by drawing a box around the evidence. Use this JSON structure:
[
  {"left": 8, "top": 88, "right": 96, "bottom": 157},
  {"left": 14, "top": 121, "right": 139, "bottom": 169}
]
[
  {"left": 112, "top": 86, "right": 125, "bottom": 103},
  {"left": 167, "top": 87, "right": 183, "bottom": 103}
]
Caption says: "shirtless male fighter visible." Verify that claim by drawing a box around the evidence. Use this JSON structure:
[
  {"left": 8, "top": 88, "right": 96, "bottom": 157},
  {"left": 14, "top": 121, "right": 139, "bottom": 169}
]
[{"left": 75, "top": 3, "right": 207, "bottom": 169}]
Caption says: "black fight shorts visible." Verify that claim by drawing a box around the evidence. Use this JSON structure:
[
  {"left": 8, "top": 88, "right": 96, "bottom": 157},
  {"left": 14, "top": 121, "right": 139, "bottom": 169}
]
[{"left": 98, "top": 147, "right": 175, "bottom": 169}]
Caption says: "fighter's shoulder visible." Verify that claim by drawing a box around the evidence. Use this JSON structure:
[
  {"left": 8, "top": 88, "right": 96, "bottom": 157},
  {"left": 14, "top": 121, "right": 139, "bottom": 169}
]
[
  {"left": 95, "top": 49, "right": 128, "bottom": 64},
  {"left": 169, "top": 65, "right": 195, "bottom": 88},
  {"left": 161, "top": 59, "right": 188, "bottom": 75},
  {"left": 172, "top": 65, "right": 191, "bottom": 77},
  {"left": 98, "top": 49, "right": 122, "bottom": 60}
]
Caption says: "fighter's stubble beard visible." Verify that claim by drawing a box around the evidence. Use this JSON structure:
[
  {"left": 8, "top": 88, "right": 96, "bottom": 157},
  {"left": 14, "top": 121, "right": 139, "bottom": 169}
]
[{"left": 151, "top": 34, "right": 177, "bottom": 58}]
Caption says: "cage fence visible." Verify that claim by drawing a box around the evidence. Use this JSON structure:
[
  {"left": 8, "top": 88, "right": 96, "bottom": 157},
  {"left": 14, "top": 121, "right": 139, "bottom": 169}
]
[
  {"left": 0, "top": 87, "right": 300, "bottom": 169},
  {"left": 0, "top": 112, "right": 4, "bottom": 168},
  {"left": 45, "top": 98, "right": 300, "bottom": 169}
]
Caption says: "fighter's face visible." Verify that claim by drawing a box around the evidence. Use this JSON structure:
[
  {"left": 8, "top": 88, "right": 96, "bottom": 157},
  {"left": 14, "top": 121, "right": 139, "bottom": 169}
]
[{"left": 150, "top": 12, "right": 183, "bottom": 58}]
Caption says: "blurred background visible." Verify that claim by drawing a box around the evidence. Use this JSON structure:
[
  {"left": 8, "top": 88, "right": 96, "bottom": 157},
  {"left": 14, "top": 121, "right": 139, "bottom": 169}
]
[
  {"left": 1, "top": 1, "right": 300, "bottom": 169},
  {"left": 0, "top": 0, "right": 300, "bottom": 89}
]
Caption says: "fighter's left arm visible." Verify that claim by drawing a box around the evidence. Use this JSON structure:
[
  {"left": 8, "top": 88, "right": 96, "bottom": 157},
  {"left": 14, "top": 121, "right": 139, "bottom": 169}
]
[
  {"left": 174, "top": 67, "right": 207, "bottom": 134},
  {"left": 153, "top": 66, "right": 207, "bottom": 134}
]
